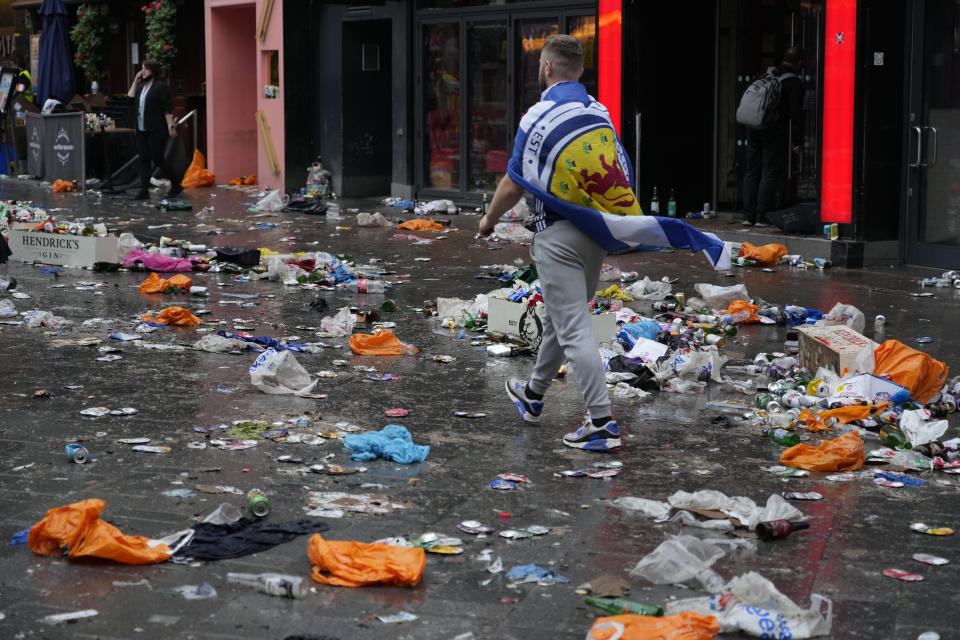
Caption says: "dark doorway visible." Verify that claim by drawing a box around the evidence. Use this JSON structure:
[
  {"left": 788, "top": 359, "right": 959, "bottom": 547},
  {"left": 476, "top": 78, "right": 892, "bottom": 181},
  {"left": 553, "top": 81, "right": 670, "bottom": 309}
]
[{"left": 342, "top": 19, "right": 392, "bottom": 196}]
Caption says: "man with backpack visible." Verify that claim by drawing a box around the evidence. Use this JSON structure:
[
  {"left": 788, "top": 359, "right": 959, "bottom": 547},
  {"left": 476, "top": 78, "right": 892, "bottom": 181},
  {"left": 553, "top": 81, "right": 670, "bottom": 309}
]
[{"left": 739, "top": 47, "right": 804, "bottom": 227}]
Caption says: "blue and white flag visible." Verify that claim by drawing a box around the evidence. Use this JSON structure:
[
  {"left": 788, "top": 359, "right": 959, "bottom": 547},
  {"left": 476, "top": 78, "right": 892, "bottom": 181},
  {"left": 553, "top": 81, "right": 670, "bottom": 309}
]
[{"left": 508, "top": 82, "right": 731, "bottom": 270}]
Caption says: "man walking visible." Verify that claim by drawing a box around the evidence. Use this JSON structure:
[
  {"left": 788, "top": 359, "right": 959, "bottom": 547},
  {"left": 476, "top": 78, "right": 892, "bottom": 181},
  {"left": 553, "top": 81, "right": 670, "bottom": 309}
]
[
  {"left": 741, "top": 47, "right": 804, "bottom": 226},
  {"left": 478, "top": 35, "right": 626, "bottom": 451}
]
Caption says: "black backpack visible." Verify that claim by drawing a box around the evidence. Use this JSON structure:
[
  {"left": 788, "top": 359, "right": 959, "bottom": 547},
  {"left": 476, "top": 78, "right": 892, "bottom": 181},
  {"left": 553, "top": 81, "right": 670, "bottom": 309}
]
[{"left": 736, "top": 69, "right": 796, "bottom": 129}]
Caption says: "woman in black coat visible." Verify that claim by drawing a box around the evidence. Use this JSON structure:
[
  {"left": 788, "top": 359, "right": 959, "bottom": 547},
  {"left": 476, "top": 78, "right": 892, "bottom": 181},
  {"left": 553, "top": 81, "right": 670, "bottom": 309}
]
[{"left": 127, "top": 59, "right": 183, "bottom": 200}]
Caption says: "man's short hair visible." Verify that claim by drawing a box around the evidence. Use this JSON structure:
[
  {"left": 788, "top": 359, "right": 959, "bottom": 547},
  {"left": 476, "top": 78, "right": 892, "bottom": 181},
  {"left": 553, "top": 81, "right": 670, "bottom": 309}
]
[{"left": 542, "top": 34, "right": 584, "bottom": 78}]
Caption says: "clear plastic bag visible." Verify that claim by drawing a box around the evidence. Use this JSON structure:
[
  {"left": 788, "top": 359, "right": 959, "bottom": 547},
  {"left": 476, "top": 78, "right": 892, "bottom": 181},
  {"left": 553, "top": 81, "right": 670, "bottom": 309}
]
[
  {"left": 248, "top": 349, "right": 318, "bottom": 396},
  {"left": 816, "top": 302, "right": 866, "bottom": 334},
  {"left": 694, "top": 282, "right": 749, "bottom": 310},
  {"left": 320, "top": 307, "right": 356, "bottom": 337},
  {"left": 254, "top": 190, "right": 289, "bottom": 212}
]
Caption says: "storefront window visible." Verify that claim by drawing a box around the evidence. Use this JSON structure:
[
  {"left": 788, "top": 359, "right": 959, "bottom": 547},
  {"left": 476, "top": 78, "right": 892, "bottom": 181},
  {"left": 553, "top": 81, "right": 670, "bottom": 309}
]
[
  {"left": 567, "top": 15, "right": 597, "bottom": 97},
  {"left": 468, "top": 22, "right": 508, "bottom": 192},
  {"left": 424, "top": 23, "right": 461, "bottom": 190},
  {"left": 516, "top": 19, "right": 559, "bottom": 120}
]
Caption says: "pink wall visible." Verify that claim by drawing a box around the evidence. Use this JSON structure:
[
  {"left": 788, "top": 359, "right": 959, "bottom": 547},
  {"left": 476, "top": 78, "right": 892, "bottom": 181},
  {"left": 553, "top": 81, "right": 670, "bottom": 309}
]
[{"left": 204, "top": 0, "right": 285, "bottom": 190}]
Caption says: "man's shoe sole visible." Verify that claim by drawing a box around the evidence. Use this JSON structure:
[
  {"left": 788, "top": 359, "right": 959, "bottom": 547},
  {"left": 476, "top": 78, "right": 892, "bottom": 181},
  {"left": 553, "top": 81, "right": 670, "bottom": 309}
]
[
  {"left": 504, "top": 379, "right": 540, "bottom": 423},
  {"left": 562, "top": 436, "right": 621, "bottom": 451}
]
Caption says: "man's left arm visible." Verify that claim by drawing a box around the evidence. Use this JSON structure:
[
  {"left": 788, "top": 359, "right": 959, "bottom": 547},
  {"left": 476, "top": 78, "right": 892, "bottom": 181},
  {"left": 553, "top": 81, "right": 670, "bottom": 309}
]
[{"left": 478, "top": 174, "right": 525, "bottom": 237}]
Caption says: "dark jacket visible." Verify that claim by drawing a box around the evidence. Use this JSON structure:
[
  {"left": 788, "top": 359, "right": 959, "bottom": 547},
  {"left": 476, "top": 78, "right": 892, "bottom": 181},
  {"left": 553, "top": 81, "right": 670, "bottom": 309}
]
[
  {"left": 773, "top": 63, "right": 803, "bottom": 142},
  {"left": 133, "top": 79, "right": 172, "bottom": 133}
]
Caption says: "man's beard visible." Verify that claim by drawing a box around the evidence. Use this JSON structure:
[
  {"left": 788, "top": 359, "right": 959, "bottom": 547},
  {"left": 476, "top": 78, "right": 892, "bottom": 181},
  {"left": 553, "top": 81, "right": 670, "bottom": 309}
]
[{"left": 538, "top": 66, "right": 547, "bottom": 93}]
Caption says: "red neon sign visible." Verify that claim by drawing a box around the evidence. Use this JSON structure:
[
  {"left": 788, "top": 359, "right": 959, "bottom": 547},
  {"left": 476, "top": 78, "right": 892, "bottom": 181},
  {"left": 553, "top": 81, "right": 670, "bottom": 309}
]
[
  {"left": 821, "top": 0, "right": 856, "bottom": 224},
  {"left": 598, "top": 0, "right": 622, "bottom": 135}
]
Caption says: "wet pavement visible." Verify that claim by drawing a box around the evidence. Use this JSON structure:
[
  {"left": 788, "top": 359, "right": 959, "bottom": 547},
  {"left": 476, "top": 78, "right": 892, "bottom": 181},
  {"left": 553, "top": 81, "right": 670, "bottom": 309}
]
[{"left": 0, "top": 179, "right": 958, "bottom": 640}]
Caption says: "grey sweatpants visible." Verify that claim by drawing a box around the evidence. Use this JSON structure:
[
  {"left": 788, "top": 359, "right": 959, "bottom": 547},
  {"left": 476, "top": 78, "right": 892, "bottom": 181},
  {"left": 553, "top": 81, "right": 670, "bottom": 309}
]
[{"left": 527, "top": 220, "right": 611, "bottom": 418}]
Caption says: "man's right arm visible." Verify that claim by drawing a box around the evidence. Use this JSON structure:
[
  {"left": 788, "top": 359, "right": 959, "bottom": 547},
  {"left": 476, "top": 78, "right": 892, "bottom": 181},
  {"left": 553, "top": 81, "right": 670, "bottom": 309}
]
[{"left": 478, "top": 174, "right": 525, "bottom": 237}]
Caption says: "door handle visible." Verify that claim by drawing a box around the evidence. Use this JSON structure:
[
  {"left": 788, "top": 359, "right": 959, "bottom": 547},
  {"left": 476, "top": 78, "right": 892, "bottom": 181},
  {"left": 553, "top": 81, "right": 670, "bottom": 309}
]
[
  {"left": 909, "top": 126, "right": 922, "bottom": 167},
  {"left": 923, "top": 126, "right": 938, "bottom": 167}
]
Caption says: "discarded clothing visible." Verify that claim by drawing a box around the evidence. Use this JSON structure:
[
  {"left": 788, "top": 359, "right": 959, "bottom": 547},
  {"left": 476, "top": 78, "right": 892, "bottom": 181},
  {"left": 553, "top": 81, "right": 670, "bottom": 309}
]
[
  {"left": 29, "top": 499, "right": 173, "bottom": 565},
  {"left": 173, "top": 518, "right": 329, "bottom": 561},
  {"left": 308, "top": 534, "right": 425, "bottom": 587},
  {"left": 141, "top": 306, "right": 203, "bottom": 326},
  {"left": 138, "top": 272, "right": 192, "bottom": 294},
  {"left": 123, "top": 249, "right": 195, "bottom": 272},
  {"left": 343, "top": 424, "right": 429, "bottom": 464}
]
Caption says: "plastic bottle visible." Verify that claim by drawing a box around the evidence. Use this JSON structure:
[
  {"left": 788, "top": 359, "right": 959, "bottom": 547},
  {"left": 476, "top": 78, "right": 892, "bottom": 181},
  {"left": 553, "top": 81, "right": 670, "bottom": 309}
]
[
  {"left": 337, "top": 279, "right": 385, "bottom": 294},
  {"left": 766, "top": 428, "right": 800, "bottom": 446},
  {"left": 650, "top": 187, "right": 660, "bottom": 215},
  {"left": 226, "top": 573, "right": 308, "bottom": 599},
  {"left": 667, "top": 188, "right": 677, "bottom": 217},
  {"left": 585, "top": 596, "right": 664, "bottom": 617},
  {"left": 722, "top": 310, "right": 752, "bottom": 325},
  {"left": 755, "top": 520, "right": 810, "bottom": 540}
]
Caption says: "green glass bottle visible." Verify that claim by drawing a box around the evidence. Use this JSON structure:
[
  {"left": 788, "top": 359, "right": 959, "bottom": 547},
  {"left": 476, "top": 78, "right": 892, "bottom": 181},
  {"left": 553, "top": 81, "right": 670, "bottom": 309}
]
[
  {"left": 879, "top": 425, "right": 912, "bottom": 450},
  {"left": 766, "top": 428, "right": 800, "bottom": 446},
  {"left": 585, "top": 596, "right": 664, "bottom": 617}
]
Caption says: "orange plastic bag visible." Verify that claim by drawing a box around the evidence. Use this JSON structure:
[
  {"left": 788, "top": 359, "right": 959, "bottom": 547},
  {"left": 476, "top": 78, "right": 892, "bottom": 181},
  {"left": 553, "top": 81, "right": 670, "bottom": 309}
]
[
  {"left": 229, "top": 174, "right": 257, "bottom": 186},
  {"left": 138, "top": 272, "right": 192, "bottom": 294},
  {"left": 141, "top": 306, "right": 203, "bottom": 326},
  {"left": 307, "top": 534, "right": 425, "bottom": 587},
  {"left": 29, "top": 499, "right": 171, "bottom": 565},
  {"left": 873, "top": 339, "right": 949, "bottom": 403},
  {"left": 780, "top": 430, "right": 864, "bottom": 472},
  {"left": 51, "top": 179, "right": 72, "bottom": 193},
  {"left": 349, "top": 329, "right": 418, "bottom": 355},
  {"left": 395, "top": 218, "right": 444, "bottom": 231},
  {"left": 721, "top": 299, "right": 761, "bottom": 323},
  {"left": 586, "top": 613, "right": 720, "bottom": 640},
  {"left": 181, "top": 149, "right": 215, "bottom": 188},
  {"left": 738, "top": 241, "right": 787, "bottom": 266}
]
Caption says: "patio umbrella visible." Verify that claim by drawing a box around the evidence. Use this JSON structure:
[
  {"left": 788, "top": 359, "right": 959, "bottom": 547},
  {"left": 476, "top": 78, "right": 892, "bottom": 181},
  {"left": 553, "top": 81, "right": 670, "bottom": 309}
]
[{"left": 36, "top": 0, "right": 76, "bottom": 106}]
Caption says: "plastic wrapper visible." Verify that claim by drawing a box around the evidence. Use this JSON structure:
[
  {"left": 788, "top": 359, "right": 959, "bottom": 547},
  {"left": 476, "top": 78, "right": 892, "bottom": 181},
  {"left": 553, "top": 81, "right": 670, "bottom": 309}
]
[
  {"left": 629, "top": 535, "right": 727, "bottom": 587},
  {"left": 117, "top": 232, "right": 143, "bottom": 259},
  {"left": 815, "top": 302, "right": 866, "bottom": 334},
  {"left": 320, "top": 307, "right": 356, "bottom": 337},
  {"left": 667, "top": 490, "right": 803, "bottom": 530},
  {"left": 666, "top": 571, "right": 832, "bottom": 638},
  {"left": 194, "top": 334, "right": 250, "bottom": 354},
  {"left": 395, "top": 218, "right": 444, "bottom": 231},
  {"left": 28, "top": 499, "right": 174, "bottom": 565},
  {"left": 873, "top": 339, "right": 949, "bottom": 403},
  {"left": 612, "top": 497, "right": 672, "bottom": 521},
  {"left": 900, "top": 410, "right": 948, "bottom": 447},
  {"left": 307, "top": 534, "right": 426, "bottom": 587},
  {"left": 249, "top": 348, "right": 318, "bottom": 395},
  {"left": 694, "top": 283, "right": 749, "bottom": 310},
  {"left": 356, "top": 211, "right": 389, "bottom": 227},
  {"left": 493, "top": 222, "right": 534, "bottom": 243},
  {"left": 780, "top": 431, "right": 864, "bottom": 472},
  {"left": 138, "top": 272, "right": 192, "bottom": 294},
  {"left": 253, "top": 190, "right": 288, "bottom": 212},
  {"left": 349, "top": 330, "right": 418, "bottom": 356},
  {"left": 624, "top": 276, "right": 672, "bottom": 300}
]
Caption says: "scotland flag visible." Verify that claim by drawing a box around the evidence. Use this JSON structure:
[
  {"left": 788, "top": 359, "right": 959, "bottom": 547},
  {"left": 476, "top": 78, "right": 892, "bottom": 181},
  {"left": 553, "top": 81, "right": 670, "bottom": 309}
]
[{"left": 508, "top": 82, "right": 731, "bottom": 271}]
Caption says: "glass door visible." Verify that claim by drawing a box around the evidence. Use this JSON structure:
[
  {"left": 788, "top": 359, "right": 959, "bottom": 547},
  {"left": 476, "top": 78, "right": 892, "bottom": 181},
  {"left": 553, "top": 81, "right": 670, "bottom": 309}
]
[{"left": 905, "top": 0, "right": 960, "bottom": 267}]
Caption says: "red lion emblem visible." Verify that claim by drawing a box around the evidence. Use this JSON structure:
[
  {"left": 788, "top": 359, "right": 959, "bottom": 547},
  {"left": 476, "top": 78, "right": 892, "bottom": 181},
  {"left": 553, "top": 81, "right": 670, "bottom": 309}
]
[{"left": 579, "top": 154, "right": 636, "bottom": 209}]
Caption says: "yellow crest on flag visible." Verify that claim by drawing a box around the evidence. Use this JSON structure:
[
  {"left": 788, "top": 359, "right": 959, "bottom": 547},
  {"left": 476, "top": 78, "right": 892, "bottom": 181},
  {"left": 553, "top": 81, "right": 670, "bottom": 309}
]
[{"left": 548, "top": 127, "right": 641, "bottom": 216}]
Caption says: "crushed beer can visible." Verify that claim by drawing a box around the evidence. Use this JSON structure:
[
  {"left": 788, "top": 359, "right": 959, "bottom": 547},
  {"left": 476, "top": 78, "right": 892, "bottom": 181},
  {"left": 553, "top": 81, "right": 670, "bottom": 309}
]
[
  {"left": 883, "top": 568, "right": 924, "bottom": 582},
  {"left": 780, "top": 491, "right": 823, "bottom": 500},
  {"left": 912, "top": 553, "right": 949, "bottom": 566},
  {"left": 65, "top": 443, "right": 89, "bottom": 463},
  {"left": 911, "top": 522, "right": 954, "bottom": 536}
]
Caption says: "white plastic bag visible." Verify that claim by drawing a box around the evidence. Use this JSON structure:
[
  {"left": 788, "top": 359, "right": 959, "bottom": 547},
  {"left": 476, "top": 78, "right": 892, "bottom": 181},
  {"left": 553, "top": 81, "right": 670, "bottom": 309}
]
[
  {"left": 357, "top": 211, "right": 389, "bottom": 227},
  {"left": 249, "top": 349, "right": 318, "bottom": 395},
  {"left": 612, "top": 497, "right": 672, "bottom": 521},
  {"left": 492, "top": 222, "right": 534, "bottom": 243},
  {"left": 667, "top": 490, "right": 803, "bottom": 530},
  {"left": 816, "top": 302, "right": 866, "bottom": 334},
  {"left": 502, "top": 197, "right": 531, "bottom": 222},
  {"left": 624, "top": 276, "right": 672, "bottom": 300},
  {"left": 694, "top": 283, "right": 750, "bottom": 310},
  {"left": 629, "top": 535, "right": 727, "bottom": 591},
  {"left": 0, "top": 299, "right": 16, "bottom": 318},
  {"left": 900, "top": 409, "right": 949, "bottom": 447},
  {"left": 253, "top": 190, "right": 289, "bottom": 212},
  {"left": 436, "top": 297, "right": 472, "bottom": 319},
  {"left": 666, "top": 571, "right": 832, "bottom": 638},
  {"left": 320, "top": 307, "right": 356, "bottom": 337},
  {"left": 194, "top": 334, "right": 250, "bottom": 354},
  {"left": 117, "top": 232, "right": 143, "bottom": 259}
]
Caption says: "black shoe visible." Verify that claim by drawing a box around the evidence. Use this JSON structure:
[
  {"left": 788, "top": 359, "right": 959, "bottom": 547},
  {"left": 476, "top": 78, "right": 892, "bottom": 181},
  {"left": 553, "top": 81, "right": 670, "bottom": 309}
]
[
  {"left": 131, "top": 191, "right": 149, "bottom": 200},
  {"left": 167, "top": 185, "right": 184, "bottom": 198}
]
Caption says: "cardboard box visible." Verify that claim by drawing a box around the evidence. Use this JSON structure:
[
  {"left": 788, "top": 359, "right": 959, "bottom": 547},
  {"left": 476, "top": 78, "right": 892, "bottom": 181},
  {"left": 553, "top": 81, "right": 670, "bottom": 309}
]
[
  {"left": 7, "top": 229, "right": 119, "bottom": 268},
  {"left": 487, "top": 297, "right": 617, "bottom": 347},
  {"left": 833, "top": 373, "right": 907, "bottom": 404},
  {"left": 798, "top": 325, "right": 877, "bottom": 375}
]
